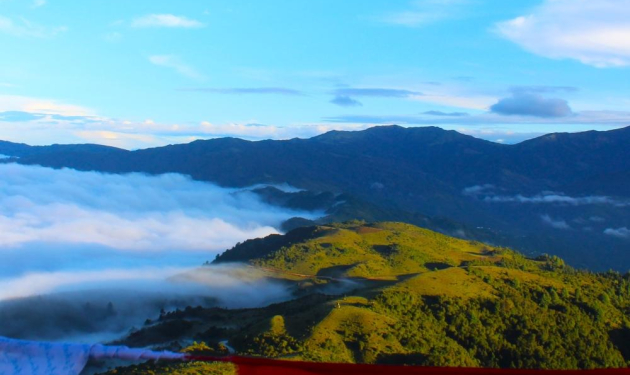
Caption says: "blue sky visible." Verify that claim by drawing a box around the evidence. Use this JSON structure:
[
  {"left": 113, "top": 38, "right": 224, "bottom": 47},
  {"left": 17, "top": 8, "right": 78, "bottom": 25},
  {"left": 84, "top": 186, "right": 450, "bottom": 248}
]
[{"left": 1, "top": 0, "right": 629, "bottom": 149}]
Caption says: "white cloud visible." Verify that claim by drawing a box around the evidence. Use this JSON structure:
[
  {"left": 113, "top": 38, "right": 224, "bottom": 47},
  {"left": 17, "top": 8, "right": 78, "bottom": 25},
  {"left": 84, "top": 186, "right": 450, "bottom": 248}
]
[
  {"left": 496, "top": 0, "right": 630, "bottom": 67},
  {"left": 481, "top": 192, "right": 629, "bottom": 207},
  {"left": 325, "top": 110, "right": 630, "bottom": 128},
  {"left": 149, "top": 55, "right": 205, "bottom": 80},
  {"left": 0, "top": 106, "right": 370, "bottom": 149},
  {"left": 198, "top": 121, "right": 331, "bottom": 139},
  {"left": 454, "top": 127, "right": 544, "bottom": 144},
  {"left": 0, "top": 265, "right": 292, "bottom": 307},
  {"left": 0, "top": 15, "right": 66, "bottom": 38},
  {"left": 74, "top": 130, "right": 163, "bottom": 149},
  {"left": 32, "top": 0, "right": 46, "bottom": 8},
  {"left": 462, "top": 184, "right": 494, "bottom": 196},
  {"left": 604, "top": 227, "right": 630, "bottom": 239},
  {"left": 0, "top": 268, "right": 183, "bottom": 301},
  {"left": 132, "top": 14, "right": 205, "bottom": 29},
  {"left": 0, "top": 95, "right": 93, "bottom": 116},
  {"left": 0, "top": 264, "right": 294, "bottom": 342},
  {"left": 541, "top": 214, "right": 571, "bottom": 230},
  {"left": 0, "top": 164, "right": 315, "bottom": 251}
]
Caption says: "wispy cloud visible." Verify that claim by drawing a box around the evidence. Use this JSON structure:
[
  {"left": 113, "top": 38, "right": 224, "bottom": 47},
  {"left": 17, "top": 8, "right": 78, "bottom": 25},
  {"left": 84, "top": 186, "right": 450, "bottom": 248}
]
[
  {"left": 180, "top": 87, "right": 304, "bottom": 96},
  {"left": 330, "top": 95, "right": 363, "bottom": 107},
  {"left": 496, "top": 0, "right": 630, "bottom": 67},
  {"left": 148, "top": 55, "right": 205, "bottom": 80},
  {"left": 422, "top": 110, "right": 469, "bottom": 117},
  {"left": 484, "top": 193, "right": 629, "bottom": 207},
  {"left": 195, "top": 122, "right": 355, "bottom": 140},
  {"left": 323, "top": 109, "right": 630, "bottom": 127},
  {"left": 32, "top": 0, "right": 46, "bottom": 8},
  {"left": 0, "top": 264, "right": 293, "bottom": 342},
  {"left": 0, "top": 111, "right": 43, "bottom": 122},
  {"left": 510, "top": 86, "right": 579, "bottom": 94},
  {"left": 333, "top": 87, "right": 422, "bottom": 98},
  {"left": 132, "top": 14, "right": 205, "bottom": 29},
  {"left": 541, "top": 214, "right": 571, "bottom": 230},
  {"left": 604, "top": 227, "right": 630, "bottom": 239},
  {"left": 0, "top": 94, "right": 93, "bottom": 116},
  {"left": 0, "top": 15, "right": 66, "bottom": 38},
  {"left": 0, "top": 103, "right": 367, "bottom": 148},
  {"left": 0, "top": 111, "right": 98, "bottom": 124},
  {"left": 377, "top": 0, "right": 471, "bottom": 27},
  {"left": 463, "top": 186, "right": 630, "bottom": 207},
  {"left": 327, "top": 88, "right": 422, "bottom": 107}
]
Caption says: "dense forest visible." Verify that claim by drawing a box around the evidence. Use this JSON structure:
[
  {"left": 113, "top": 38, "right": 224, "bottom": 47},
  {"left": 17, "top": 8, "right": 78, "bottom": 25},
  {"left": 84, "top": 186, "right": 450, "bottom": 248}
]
[{"left": 99, "top": 222, "right": 630, "bottom": 374}]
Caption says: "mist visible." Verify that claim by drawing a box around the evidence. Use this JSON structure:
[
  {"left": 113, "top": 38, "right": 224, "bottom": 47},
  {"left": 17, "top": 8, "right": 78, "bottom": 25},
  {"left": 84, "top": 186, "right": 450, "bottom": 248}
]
[
  {"left": 0, "top": 164, "right": 318, "bottom": 342},
  {"left": 0, "top": 264, "right": 294, "bottom": 343},
  {"left": 462, "top": 185, "right": 629, "bottom": 207}
]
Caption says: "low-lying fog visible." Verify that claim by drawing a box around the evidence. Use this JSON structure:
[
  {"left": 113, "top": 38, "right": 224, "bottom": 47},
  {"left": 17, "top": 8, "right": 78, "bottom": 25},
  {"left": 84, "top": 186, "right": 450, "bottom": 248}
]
[{"left": 0, "top": 164, "right": 319, "bottom": 343}]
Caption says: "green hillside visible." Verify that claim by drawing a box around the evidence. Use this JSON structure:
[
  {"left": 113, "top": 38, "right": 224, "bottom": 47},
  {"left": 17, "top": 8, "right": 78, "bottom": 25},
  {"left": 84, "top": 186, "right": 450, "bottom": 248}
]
[
  {"left": 215, "top": 221, "right": 518, "bottom": 279},
  {"left": 102, "top": 222, "right": 630, "bottom": 374}
]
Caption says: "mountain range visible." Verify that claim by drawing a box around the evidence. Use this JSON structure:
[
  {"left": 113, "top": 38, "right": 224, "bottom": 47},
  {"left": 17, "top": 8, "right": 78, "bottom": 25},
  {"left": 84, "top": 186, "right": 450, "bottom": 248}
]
[{"left": 2, "top": 125, "right": 629, "bottom": 271}]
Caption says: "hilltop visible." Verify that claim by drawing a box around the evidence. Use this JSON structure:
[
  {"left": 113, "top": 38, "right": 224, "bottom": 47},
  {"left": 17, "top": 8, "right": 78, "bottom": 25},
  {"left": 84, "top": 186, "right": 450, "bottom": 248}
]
[
  {"left": 214, "top": 222, "right": 518, "bottom": 281},
  {"left": 101, "top": 222, "right": 630, "bottom": 374}
]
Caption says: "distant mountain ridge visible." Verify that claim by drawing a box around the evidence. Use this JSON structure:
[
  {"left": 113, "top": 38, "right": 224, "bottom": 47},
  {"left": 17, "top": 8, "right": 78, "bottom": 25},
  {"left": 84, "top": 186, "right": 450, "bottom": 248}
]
[
  {"left": 3, "top": 126, "right": 629, "bottom": 196},
  {"left": 2, "top": 125, "right": 629, "bottom": 271}
]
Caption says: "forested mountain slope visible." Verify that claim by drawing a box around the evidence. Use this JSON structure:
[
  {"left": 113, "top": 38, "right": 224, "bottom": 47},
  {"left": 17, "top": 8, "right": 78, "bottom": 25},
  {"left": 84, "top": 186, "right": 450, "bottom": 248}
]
[{"left": 102, "top": 222, "right": 630, "bottom": 374}]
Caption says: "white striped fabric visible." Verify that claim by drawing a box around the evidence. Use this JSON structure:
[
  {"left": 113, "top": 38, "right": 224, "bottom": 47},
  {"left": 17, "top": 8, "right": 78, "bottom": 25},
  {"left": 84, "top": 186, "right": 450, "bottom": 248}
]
[{"left": 0, "top": 336, "right": 185, "bottom": 375}]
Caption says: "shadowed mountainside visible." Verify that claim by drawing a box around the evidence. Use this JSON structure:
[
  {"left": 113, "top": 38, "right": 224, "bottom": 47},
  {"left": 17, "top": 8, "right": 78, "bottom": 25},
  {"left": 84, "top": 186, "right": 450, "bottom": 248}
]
[{"left": 2, "top": 125, "right": 629, "bottom": 271}]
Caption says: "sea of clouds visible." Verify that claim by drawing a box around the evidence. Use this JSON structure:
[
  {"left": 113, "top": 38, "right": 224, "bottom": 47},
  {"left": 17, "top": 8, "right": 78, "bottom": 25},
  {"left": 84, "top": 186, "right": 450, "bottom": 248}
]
[{"left": 0, "top": 163, "right": 319, "bottom": 342}]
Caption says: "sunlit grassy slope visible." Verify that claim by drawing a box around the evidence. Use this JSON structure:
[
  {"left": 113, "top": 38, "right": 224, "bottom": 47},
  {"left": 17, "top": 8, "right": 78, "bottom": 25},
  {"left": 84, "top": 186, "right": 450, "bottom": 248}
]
[
  {"left": 102, "top": 222, "right": 630, "bottom": 374},
  {"left": 216, "top": 222, "right": 519, "bottom": 278}
]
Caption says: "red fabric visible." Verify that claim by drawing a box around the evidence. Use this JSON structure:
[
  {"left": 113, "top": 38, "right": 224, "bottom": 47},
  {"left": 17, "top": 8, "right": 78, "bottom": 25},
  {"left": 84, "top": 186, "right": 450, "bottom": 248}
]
[{"left": 186, "top": 355, "right": 630, "bottom": 375}]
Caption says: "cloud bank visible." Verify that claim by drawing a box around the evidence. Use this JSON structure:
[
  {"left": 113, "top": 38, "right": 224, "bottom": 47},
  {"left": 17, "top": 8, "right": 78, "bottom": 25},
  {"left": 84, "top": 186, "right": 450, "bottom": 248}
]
[
  {"left": 0, "top": 167, "right": 354, "bottom": 341},
  {"left": 0, "top": 164, "right": 320, "bottom": 341},
  {"left": 0, "top": 164, "right": 312, "bottom": 251}
]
